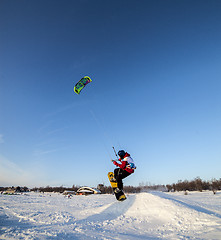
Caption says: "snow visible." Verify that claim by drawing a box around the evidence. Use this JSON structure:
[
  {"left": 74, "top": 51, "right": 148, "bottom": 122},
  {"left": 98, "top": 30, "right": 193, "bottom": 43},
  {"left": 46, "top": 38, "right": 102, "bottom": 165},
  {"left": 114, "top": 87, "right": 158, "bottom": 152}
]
[{"left": 1, "top": 191, "right": 221, "bottom": 239}]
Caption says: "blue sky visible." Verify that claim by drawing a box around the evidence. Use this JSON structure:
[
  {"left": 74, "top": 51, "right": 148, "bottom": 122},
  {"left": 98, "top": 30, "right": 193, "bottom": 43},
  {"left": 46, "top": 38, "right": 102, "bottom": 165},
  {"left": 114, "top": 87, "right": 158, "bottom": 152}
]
[{"left": 1, "top": 0, "right": 221, "bottom": 188}]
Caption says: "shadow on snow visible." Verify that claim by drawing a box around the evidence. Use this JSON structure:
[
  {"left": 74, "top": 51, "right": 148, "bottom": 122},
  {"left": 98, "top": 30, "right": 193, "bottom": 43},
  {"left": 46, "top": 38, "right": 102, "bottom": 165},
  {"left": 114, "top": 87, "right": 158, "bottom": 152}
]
[
  {"left": 151, "top": 191, "right": 221, "bottom": 219},
  {"left": 56, "top": 194, "right": 162, "bottom": 240}
]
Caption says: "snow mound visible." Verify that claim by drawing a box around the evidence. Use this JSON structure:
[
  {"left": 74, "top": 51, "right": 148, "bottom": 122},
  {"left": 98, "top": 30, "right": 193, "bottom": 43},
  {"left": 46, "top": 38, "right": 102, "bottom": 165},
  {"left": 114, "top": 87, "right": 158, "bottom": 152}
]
[{"left": 1, "top": 191, "right": 221, "bottom": 239}]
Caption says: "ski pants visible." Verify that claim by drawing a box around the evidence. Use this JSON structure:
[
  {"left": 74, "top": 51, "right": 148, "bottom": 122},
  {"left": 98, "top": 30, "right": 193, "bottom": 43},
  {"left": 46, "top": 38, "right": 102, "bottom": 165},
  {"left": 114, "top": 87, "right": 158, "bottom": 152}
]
[{"left": 114, "top": 168, "right": 131, "bottom": 190}]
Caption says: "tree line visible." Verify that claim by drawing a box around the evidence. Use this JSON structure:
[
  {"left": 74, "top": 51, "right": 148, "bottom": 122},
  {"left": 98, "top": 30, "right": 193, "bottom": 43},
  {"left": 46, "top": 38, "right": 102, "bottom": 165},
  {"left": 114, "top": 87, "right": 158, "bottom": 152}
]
[
  {"left": 30, "top": 185, "right": 79, "bottom": 193},
  {"left": 1, "top": 177, "right": 221, "bottom": 194},
  {"left": 166, "top": 177, "right": 221, "bottom": 193}
]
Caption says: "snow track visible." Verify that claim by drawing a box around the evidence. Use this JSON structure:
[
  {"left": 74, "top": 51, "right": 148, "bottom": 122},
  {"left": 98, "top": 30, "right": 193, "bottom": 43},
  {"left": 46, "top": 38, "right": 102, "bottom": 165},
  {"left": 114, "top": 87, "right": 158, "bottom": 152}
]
[{"left": 1, "top": 192, "right": 221, "bottom": 239}]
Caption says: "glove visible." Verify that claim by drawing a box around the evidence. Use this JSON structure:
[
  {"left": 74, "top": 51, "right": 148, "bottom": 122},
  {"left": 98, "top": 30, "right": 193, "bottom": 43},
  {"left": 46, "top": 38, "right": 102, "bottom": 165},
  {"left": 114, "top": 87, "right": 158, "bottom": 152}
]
[{"left": 113, "top": 161, "right": 117, "bottom": 166}]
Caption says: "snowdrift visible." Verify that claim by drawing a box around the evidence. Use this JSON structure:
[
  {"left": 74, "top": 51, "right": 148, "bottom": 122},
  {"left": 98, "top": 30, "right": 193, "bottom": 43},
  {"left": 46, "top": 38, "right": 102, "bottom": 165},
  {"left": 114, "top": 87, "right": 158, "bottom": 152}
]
[{"left": 1, "top": 191, "right": 221, "bottom": 239}]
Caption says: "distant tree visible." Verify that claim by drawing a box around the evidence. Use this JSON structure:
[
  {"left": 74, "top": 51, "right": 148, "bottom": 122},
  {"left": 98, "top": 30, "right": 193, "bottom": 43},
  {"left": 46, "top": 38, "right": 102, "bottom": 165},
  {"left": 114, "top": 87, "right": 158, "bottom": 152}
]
[
  {"left": 23, "top": 186, "right": 29, "bottom": 192},
  {"left": 202, "top": 180, "right": 210, "bottom": 191},
  {"left": 166, "top": 184, "right": 173, "bottom": 192},
  {"left": 97, "top": 184, "right": 105, "bottom": 193},
  {"left": 124, "top": 185, "right": 141, "bottom": 193},
  {"left": 211, "top": 178, "right": 220, "bottom": 194},
  {"left": 0, "top": 187, "right": 7, "bottom": 192},
  {"left": 72, "top": 185, "right": 79, "bottom": 192},
  {"left": 188, "top": 180, "right": 196, "bottom": 191},
  {"left": 194, "top": 177, "right": 203, "bottom": 192},
  {"left": 15, "top": 186, "right": 21, "bottom": 192}
]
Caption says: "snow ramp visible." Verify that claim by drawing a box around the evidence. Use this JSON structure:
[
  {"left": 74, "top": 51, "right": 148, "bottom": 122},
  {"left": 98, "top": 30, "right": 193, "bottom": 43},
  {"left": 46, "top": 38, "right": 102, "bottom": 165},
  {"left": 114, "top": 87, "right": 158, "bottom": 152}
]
[{"left": 69, "top": 192, "right": 221, "bottom": 240}]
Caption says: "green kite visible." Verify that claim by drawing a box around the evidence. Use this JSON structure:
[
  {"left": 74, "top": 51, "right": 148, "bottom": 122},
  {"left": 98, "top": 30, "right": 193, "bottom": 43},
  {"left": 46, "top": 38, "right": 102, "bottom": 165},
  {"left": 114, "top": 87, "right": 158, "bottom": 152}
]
[{"left": 74, "top": 76, "right": 92, "bottom": 94}]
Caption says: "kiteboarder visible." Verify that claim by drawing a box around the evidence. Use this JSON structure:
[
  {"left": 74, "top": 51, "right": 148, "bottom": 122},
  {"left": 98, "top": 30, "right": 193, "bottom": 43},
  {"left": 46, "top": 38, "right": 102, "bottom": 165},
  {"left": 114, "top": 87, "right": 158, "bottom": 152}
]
[{"left": 111, "top": 150, "right": 136, "bottom": 191}]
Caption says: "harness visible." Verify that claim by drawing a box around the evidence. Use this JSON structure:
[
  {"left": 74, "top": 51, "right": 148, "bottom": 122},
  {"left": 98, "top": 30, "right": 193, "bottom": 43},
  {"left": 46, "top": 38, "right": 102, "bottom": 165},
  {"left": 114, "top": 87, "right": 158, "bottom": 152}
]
[{"left": 126, "top": 162, "right": 136, "bottom": 170}]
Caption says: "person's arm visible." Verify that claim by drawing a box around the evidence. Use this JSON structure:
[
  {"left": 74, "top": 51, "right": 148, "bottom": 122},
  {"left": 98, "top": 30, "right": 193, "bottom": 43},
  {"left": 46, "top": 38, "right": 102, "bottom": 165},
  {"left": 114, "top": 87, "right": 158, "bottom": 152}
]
[{"left": 113, "top": 160, "right": 127, "bottom": 170}]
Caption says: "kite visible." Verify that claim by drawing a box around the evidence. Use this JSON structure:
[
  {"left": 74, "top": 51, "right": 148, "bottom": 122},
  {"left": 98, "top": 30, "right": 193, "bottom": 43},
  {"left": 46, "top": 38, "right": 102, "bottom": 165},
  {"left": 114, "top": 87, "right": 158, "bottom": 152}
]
[{"left": 74, "top": 76, "right": 92, "bottom": 94}]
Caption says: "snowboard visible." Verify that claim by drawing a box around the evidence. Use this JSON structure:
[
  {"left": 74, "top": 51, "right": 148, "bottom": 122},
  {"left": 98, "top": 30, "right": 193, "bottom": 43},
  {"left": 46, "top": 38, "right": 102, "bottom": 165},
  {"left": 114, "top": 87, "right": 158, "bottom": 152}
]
[{"left": 108, "top": 172, "right": 126, "bottom": 201}]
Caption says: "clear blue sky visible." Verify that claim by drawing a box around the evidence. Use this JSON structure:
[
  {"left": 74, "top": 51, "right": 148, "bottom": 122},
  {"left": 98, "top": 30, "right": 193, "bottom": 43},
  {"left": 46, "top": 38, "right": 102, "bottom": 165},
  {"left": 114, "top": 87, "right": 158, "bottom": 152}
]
[{"left": 1, "top": 0, "right": 221, "bottom": 188}]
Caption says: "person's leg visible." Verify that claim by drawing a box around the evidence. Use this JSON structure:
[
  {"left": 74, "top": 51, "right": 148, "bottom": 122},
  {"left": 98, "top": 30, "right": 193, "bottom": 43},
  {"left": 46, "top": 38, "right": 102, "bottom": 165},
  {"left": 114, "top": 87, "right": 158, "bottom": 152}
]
[
  {"left": 121, "top": 170, "right": 131, "bottom": 180},
  {"left": 114, "top": 168, "right": 123, "bottom": 190},
  {"left": 114, "top": 169, "right": 131, "bottom": 190},
  {"left": 118, "top": 170, "right": 131, "bottom": 190}
]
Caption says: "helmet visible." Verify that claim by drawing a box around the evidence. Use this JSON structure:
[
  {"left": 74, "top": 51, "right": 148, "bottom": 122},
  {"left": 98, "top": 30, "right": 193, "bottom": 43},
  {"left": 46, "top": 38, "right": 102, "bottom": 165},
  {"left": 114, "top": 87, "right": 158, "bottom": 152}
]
[{"left": 118, "top": 150, "right": 126, "bottom": 159}]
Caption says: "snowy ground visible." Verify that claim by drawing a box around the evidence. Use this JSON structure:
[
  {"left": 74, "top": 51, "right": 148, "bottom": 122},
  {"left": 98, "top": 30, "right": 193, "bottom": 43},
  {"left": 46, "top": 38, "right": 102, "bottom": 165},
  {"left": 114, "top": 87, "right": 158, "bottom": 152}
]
[{"left": 0, "top": 191, "right": 221, "bottom": 240}]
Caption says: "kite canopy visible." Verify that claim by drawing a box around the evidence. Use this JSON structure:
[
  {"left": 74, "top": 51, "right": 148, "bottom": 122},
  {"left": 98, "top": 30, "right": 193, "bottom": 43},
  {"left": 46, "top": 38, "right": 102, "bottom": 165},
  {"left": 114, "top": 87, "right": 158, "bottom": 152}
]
[{"left": 74, "top": 76, "right": 92, "bottom": 94}]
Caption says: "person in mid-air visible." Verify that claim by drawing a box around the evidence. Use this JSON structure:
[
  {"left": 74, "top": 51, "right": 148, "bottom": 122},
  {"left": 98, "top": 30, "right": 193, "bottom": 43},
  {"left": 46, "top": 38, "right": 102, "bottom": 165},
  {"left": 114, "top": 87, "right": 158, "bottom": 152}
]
[{"left": 111, "top": 150, "right": 136, "bottom": 192}]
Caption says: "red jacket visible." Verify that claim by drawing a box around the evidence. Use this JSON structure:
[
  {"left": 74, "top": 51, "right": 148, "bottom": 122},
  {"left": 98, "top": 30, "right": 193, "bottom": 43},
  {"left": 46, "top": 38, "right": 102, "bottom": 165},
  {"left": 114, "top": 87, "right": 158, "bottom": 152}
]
[{"left": 113, "top": 153, "right": 135, "bottom": 173}]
